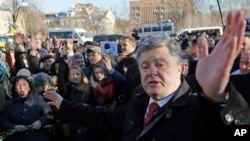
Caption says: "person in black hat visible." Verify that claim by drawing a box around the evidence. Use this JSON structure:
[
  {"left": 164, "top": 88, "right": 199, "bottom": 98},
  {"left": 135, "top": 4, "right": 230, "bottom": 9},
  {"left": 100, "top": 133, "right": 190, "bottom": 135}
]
[{"left": 39, "top": 54, "right": 55, "bottom": 76}]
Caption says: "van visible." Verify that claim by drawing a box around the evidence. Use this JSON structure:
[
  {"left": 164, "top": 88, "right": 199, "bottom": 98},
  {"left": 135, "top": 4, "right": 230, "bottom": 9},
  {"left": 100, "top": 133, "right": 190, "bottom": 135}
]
[
  {"left": 93, "top": 34, "right": 108, "bottom": 46},
  {"left": 176, "top": 26, "right": 223, "bottom": 37},
  {"left": 48, "top": 28, "right": 93, "bottom": 45},
  {"left": 93, "top": 34, "right": 127, "bottom": 46},
  {"left": 136, "top": 21, "right": 174, "bottom": 38}
]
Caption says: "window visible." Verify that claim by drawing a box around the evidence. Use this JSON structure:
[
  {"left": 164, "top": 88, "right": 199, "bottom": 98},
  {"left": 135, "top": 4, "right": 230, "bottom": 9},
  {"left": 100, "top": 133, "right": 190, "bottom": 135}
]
[
  {"left": 65, "top": 32, "right": 73, "bottom": 38},
  {"left": 152, "top": 27, "right": 161, "bottom": 32},
  {"left": 79, "top": 32, "right": 91, "bottom": 38},
  {"left": 138, "top": 28, "right": 142, "bottom": 33},
  {"left": 155, "top": 7, "right": 160, "bottom": 11},
  {"left": 162, "top": 26, "right": 172, "bottom": 31},
  {"left": 144, "top": 27, "right": 151, "bottom": 32},
  {"left": 135, "top": 13, "right": 140, "bottom": 18},
  {"left": 49, "top": 32, "right": 72, "bottom": 39}
]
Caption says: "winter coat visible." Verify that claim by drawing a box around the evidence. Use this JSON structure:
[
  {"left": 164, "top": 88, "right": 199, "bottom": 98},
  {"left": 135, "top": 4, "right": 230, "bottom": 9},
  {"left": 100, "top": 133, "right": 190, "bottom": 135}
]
[{"left": 0, "top": 92, "right": 53, "bottom": 141}]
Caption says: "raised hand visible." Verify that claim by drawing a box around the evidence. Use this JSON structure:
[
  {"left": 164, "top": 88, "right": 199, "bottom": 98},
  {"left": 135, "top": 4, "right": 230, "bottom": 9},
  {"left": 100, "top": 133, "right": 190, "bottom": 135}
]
[
  {"left": 66, "top": 39, "right": 74, "bottom": 51},
  {"left": 14, "top": 33, "right": 23, "bottom": 45},
  {"left": 43, "top": 91, "right": 63, "bottom": 109},
  {"left": 102, "top": 55, "right": 112, "bottom": 71},
  {"left": 196, "top": 11, "right": 246, "bottom": 102},
  {"left": 90, "top": 76, "right": 98, "bottom": 88},
  {"left": 30, "top": 35, "right": 38, "bottom": 50}
]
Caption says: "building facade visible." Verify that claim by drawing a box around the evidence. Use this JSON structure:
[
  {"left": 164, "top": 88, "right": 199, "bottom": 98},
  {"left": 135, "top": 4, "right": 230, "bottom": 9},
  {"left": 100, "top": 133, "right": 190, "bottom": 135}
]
[
  {"left": 45, "top": 3, "right": 116, "bottom": 36},
  {"left": 129, "top": 0, "right": 193, "bottom": 32}
]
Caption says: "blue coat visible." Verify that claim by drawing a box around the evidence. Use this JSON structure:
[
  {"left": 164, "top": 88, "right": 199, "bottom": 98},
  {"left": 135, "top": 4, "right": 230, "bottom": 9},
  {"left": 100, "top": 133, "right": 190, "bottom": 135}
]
[{"left": 0, "top": 92, "right": 53, "bottom": 141}]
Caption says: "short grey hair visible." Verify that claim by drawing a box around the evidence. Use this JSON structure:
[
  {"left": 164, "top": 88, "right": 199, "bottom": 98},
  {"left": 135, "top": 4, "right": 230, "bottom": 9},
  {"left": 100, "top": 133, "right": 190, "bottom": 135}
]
[
  {"left": 136, "top": 35, "right": 182, "bottom": 64},
  {"left": 72, "top": 53, "right": 84, "bottom": 65}
]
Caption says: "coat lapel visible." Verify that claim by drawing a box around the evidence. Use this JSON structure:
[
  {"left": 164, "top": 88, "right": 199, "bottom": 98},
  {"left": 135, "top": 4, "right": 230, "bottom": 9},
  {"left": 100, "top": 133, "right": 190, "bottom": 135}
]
[
  {"left": 134, "top": 92, "right": 149, "bottom": 130},
  {"left": 136, "top": 79, "right": 193, "bottom": 140}
]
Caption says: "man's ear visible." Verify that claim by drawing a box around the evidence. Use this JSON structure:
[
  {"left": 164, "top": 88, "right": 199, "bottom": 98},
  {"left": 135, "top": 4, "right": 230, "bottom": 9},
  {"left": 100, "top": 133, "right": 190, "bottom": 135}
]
[{"left": 178, "top": 63, "right": 183, "bottom": 73}]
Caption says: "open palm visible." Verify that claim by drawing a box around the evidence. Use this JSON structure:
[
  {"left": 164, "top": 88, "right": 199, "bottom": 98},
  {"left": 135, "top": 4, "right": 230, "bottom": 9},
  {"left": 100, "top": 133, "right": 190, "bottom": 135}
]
[{"left": 196, "top": 11, "right": 246, "bottom": 102}]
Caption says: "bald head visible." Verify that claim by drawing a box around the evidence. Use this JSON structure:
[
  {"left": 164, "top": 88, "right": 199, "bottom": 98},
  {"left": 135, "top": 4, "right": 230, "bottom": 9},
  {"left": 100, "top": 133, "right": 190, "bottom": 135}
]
[{"left": 241, "top": 36, "right": 250, "bottom": 53}]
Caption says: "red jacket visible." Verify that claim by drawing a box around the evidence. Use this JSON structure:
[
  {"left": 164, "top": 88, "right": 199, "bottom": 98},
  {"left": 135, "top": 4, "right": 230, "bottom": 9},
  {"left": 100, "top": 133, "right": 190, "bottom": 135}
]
[{"left": 94, "top": 80, "right": 115, "bottom": 107}]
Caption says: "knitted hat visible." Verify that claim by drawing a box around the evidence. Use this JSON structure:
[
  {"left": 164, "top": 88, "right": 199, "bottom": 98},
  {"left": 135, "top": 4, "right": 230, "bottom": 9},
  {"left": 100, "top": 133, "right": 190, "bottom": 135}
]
[
  {"left": 32, "top": 72, "right": 51, "bottom": 86},
  {"left": 39, "top": 48, "right": 48, "bottom": 55},
  {"left": 16, "top": 68, "right": 31, "bottom": 77}
]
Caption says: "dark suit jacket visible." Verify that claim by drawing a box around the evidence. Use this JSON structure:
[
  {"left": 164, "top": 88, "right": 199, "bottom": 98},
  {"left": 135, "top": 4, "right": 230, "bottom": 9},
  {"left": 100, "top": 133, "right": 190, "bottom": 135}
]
[
  {"left": 121, "top": 62, "right": 141, "bottom": 106},
  {"left": 58, "top": 78, "right": 247, "bottom": 141},
  {"left": 187, "top": 59, "right": 198, "bottom": 75}
]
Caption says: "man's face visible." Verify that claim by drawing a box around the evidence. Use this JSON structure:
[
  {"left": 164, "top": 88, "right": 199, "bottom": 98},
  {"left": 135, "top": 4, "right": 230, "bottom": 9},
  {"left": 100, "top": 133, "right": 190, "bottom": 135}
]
[
  {"left": 181, "top": 60, "right": 189, "bottom": 76},
  {"left": 139, "top": 46, "right": 182, "bottom": 100},
  {"left": 240, "top": 52, "right": 250, "bottom": 74},
  {"left": 121, "top": 38, "right": 135, "bottom": 55},
  {"left": 241, "top": 36, "right": 250, "bottom": 53},
  {"left": 187, "top": 45, "right": 198, "bottom": 58},
  {"left": 74, "top": 58, "right": 85, "bottom": 70},
  {"left": 42, "top": 58, "right": 54, "bottom": 70},
  {"left": 87, "top": 52, "right": 102, "bottom": 65},
  {"left": 84, "top": 44, "right": 93, "bottom": 53}
]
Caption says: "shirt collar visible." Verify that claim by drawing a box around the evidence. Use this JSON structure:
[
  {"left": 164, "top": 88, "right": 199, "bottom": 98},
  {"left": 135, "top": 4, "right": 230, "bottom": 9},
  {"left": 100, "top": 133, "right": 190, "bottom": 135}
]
[{"left": 148, "top": 92, "right": 175, "bottom": 108}]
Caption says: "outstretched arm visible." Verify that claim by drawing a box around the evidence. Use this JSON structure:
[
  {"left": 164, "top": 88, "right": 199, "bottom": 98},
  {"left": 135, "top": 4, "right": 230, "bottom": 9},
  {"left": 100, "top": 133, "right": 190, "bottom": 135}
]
[
  {"left": 196, "top": 11, "right": 246, "bottom": 102},
  {"left": 44, "top": 91, "right": 63, "bottom": 109}
]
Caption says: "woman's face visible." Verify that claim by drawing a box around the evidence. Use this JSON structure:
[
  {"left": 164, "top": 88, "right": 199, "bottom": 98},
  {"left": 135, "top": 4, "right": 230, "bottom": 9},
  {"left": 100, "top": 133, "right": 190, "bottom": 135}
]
[
  {"left": 94, "top": 67, "right": 105, "bottom": 81},
  {"left": 69, "top": 68, "right": 82, "bottom": 84},
  {"left": 15, "top": 79, "right": 31, "bottom": 98}
]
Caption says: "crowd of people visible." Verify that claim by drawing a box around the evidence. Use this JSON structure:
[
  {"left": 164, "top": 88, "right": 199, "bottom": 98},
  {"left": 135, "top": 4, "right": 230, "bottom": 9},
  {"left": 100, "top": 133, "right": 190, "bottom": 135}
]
[{"left": 0, "top": 10, "right": 250, "bottom": 141}]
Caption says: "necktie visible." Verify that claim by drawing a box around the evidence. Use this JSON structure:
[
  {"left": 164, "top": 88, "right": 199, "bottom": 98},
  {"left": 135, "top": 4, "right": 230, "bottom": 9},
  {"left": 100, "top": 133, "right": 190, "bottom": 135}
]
[{"left": 143, "top": 102, "right": 160, "bottom": 127}]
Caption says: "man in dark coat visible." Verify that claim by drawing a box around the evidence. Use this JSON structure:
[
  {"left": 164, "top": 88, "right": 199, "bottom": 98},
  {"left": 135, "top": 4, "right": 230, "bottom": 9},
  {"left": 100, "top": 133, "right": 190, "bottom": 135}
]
[{"left": 44, "top": 11, "right": 250, "bottom": 141}]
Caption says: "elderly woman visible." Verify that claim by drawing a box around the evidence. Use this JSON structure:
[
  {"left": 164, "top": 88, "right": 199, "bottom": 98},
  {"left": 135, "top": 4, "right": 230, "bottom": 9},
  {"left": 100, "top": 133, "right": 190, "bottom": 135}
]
[{"left": 0, "top": 76, "right": 53, "bottom": 141}]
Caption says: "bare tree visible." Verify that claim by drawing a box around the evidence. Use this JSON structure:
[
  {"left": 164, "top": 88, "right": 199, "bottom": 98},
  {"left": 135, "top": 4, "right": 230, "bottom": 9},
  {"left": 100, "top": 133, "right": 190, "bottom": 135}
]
[
  {"left": 2, "top": 0, "right": 48, "bottom": 36},
  {"left": 110, "top": 0, "right": 130, "bottom": 34},
  {"left": 2, "top": 0, "right": 28, "bottom": 29},
  {"left": 24, "top": 7, "right": 48, "bottom": 35},
  {"left": 219, "top": 0, "right": 245, "bottom": 11}
]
